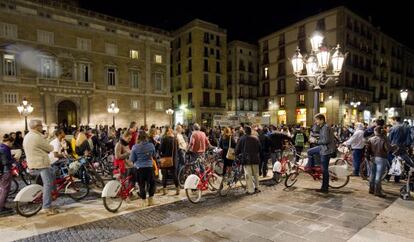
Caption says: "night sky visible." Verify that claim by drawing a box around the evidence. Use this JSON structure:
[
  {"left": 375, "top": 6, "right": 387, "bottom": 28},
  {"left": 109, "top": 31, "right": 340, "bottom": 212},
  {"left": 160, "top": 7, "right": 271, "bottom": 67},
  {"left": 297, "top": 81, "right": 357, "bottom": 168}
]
[{"left": 79, "top": 0, "right": 412, "bottom": 48}]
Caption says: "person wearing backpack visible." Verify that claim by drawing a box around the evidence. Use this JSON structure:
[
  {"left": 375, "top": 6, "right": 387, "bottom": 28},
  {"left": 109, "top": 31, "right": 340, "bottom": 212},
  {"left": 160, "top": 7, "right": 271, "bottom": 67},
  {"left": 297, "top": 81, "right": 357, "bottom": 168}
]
[{"left": 292, "top": 125, "right": 307, "bottom": 161}]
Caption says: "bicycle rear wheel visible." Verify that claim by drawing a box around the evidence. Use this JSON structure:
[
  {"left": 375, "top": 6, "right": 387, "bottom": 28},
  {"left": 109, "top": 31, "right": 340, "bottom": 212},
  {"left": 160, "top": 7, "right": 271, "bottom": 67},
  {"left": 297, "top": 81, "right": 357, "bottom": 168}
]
[
  {"left": 208, "top": 173, "right": 221, "bottom": 191},
  {"left": 219, "top": 173, "right": 235, "bottom": 196},
  {"left": 178, "top": 165, "right": 192, "bottom": 188},
  {"left": 67, "top": 180, "right": 89, "bottom": 201},
  {"left": 329, "top": 172, "right": 350, "bottom": 189}
]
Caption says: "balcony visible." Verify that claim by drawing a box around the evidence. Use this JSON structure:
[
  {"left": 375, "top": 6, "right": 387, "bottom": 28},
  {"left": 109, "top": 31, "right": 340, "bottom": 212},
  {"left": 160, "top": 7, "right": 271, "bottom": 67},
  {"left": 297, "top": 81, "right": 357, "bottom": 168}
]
[
  {"left": 187, "top": 83, "right": 193, "bottom": 89},
  {"left": 200, "top": 103, "right": 226, "bottom": 108},
  {"left": 296, "top": 102, "right": 306, "bottom": 107},
  {"left": 36, "top": 77, "right": 95, "bottom": 89},
  {"left": 215, "top": 85, "right": 224, "bottom": 90},
  {"left": 239, "top": 65, "right": 246, "bottom": 71},
  {"left": 175, "top": 86, "right": 182, "bottom": 91}
]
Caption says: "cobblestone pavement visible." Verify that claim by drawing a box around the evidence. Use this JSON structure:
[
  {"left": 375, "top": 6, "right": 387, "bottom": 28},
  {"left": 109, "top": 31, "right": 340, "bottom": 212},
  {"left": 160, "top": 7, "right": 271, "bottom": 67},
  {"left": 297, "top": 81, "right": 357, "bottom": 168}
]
[{"left": 7, "top": 174, "right": 402, "bottom": 242}]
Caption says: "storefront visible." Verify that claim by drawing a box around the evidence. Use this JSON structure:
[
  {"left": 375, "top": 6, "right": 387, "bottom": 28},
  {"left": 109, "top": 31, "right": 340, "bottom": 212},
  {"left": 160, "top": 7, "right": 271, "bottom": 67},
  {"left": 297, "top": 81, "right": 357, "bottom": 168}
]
[
  {"left": 296, "top": 108, "right": 306, "bottom": 127},
  {"left": 174, "top": 110, "right": 184, "bottom": 125},
  {"left": 277, "top": 110, "right": 287, "bottom": 125}
]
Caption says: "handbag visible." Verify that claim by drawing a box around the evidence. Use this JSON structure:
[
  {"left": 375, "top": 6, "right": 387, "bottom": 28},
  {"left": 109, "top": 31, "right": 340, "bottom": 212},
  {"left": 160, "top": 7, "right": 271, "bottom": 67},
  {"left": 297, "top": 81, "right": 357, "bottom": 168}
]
[
  {"left": 159, "top": 136, "right": 175, "bottom": 168},
  {"left": 226, "top": 136, "right": 236, "bottom": 160},
  {"left": 152, "top": 157, "right": 159, "bottom": 176}
]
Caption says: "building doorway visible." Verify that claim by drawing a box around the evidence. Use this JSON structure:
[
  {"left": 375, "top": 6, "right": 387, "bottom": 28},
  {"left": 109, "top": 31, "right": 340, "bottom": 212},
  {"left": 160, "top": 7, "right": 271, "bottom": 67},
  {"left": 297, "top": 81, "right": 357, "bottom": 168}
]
[{"left": 57, "top": 100, "right": 77, "bottom": 131}]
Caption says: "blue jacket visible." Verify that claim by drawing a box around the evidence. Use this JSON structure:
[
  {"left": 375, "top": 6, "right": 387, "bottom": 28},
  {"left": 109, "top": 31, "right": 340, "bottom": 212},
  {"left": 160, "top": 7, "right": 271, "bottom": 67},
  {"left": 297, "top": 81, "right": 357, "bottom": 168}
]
[
  {"left": 130, "top": 141, "right": 155, "bottom": 168},
  {"left": 389, "top": 123, "right": 411, "bottom": 146}
]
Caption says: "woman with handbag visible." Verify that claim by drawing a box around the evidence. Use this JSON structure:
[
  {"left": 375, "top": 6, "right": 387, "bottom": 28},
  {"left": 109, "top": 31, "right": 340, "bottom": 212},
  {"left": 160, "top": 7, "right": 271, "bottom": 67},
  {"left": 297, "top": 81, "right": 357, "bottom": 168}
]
[
  {"left": 218, "top": 127, "right": 236, "bottom": 176},
  {"left": 130, "top": 131, "right": 156, "bottom": 207},
  {"left": 159, "top": 128, "right": 180, "bottom": 196}
]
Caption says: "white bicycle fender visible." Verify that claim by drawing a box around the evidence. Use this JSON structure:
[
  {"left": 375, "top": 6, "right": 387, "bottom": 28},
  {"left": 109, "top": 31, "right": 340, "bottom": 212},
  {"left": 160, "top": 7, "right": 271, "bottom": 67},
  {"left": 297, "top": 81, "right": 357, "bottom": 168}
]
[
  {"left": 184, "top": 174, "right": 200, "bottom": 189},
  {"left": 273, "top": 161, "right": 282, "bottom": 172},
  {"left": 13, "top": 184, "right": 43, "bottom": 202},
  {"left": 329, "top": 165, "right": 350, "bottom": 178},
  {"left": 101, "top": 180, "right": 122, "bottom": 198}
]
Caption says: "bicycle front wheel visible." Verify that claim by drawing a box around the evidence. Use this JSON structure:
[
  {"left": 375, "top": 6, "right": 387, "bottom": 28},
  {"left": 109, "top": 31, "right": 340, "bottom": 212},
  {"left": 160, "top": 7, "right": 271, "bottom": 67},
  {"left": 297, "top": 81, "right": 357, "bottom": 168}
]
[
  {"left": 285, "top": 172, "right": 299, "bottom": 188},
  {"left": 103, "top": 196, "right": 123, "bottom": 213},
  {"left": 185, "top": 188, "right": 202, "bottom": 203}
]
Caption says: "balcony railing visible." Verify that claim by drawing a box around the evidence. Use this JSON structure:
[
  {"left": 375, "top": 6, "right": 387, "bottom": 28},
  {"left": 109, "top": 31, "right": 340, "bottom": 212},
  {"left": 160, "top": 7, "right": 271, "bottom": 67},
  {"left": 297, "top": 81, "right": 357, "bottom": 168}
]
[{"left": 37, "top": 77, "right": 95, "bottom": 89}]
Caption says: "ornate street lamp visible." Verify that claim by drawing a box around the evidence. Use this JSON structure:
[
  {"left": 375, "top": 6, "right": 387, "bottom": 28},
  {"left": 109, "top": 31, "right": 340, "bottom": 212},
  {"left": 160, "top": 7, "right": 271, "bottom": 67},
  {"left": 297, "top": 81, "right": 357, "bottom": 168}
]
[
  {"left": 400, "top": 89, "right": 408, "bottom": 118},
  {"left": 291, "top": 31, "right": 347, "bottom": 116},
  {"left": 350, "top": 101, "right": 361, "bottom": 108},
  {"left": 107, "top": 101, "right": 119, "bottom": 128},
  {"left": 166, "top": 108, "right": 174, "bottom": 126},
  {"left": 17, "top": 97, "right": 34, "bottom": 133}
]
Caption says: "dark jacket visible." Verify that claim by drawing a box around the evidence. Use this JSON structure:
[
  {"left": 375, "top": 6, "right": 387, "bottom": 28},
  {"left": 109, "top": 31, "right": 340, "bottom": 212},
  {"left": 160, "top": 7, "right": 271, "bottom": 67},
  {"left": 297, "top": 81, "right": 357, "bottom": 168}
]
[
  {"left": 159, "top": 136, "right": 178, "bottom": 164},
  {"left": 235, "top": 135, "right": 261, "bottom": 165},
  {"left": 317, "top": 123, "right": 336, "bottom": 156},
  {"left": 258, "top": 133, "right": 271, "bottom": 153},
  {"left": 269, "top": 132, "right": 292, "bottom": 152},
  {"left": 75, "top": 140, "right": 91, "bottom": 156},
  {"left": 0, "top": 143, "right": 13, "bottom": 174},
  {"left": 366, "top": 134, "right": 391, "bottom": 159}
]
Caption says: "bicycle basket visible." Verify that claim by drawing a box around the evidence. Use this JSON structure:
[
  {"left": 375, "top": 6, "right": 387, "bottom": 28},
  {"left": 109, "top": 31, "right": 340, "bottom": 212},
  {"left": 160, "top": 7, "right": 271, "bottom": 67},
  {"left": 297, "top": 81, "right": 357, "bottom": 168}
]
[{"left": 68, "top": 160, "right": 81, "bottom": 176}]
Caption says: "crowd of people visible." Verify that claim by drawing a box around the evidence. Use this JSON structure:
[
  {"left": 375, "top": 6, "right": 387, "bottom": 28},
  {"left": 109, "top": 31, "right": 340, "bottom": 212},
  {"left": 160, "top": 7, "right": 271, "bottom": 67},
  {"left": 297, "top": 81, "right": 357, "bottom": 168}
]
[{"left": 1, "top": 113, "right": 414, "bottom": 217}]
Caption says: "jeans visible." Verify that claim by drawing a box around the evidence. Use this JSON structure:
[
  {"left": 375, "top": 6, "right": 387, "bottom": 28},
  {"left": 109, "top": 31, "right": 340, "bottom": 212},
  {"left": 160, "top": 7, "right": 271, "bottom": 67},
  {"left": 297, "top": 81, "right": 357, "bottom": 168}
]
[
  {"left": 306, "top": 146, "right": 321, "bottom": 167},
  {"left": 244, "top": 164, "right": 259, "bottom": 194},
  {"left": 352, "top": 149, "right": 363, "bottom": 176},
  {"left": 39, "top": 167, "right": 55, "bottom": 209},
  {"left": 137, "top": 167, "right": 155, "bottom": 199},
  {"left": 370, "top": 157, "right": 387, "bottom": 186},
  {"left": 321, "top": 154, "right": 330, "bottom": 191},
  {"left": 177, "top": 149, "right": 186, "bottom": 171},
  {"left": 0, "top": 172, "right": 12, "bottom": 209}
]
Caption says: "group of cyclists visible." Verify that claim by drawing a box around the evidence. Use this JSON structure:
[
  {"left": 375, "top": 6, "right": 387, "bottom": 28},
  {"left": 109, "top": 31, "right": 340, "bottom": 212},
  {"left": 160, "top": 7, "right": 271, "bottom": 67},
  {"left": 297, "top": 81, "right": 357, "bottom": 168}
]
[{"left": 1, "top": 112, "right": 414, "bottom": 217}]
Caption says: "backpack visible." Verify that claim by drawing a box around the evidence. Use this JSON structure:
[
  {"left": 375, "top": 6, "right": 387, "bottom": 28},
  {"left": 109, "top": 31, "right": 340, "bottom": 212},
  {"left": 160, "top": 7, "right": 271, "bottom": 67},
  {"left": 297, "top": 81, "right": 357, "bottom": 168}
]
[{"left": 294, "top": 132, "right": 305, "bottom": 147}]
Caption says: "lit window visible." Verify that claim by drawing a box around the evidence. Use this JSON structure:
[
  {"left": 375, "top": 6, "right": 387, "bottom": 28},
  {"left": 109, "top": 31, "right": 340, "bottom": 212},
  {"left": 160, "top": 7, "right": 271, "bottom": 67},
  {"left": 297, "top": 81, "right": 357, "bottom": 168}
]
[
  {"left": 299, "top": 94, "right": 305, "bottom": 104},
  {"left": 320, "top": 92, "right": 325, "bottom": 102},
  {"left": 130, "top": 49, "right": 139, "bottom": 59},
  {"left": 264, "top": 67, "right": 269, "bottom": 79},
  {"left": 155, "top": 55, "right": 163, "bottom": 63}
]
